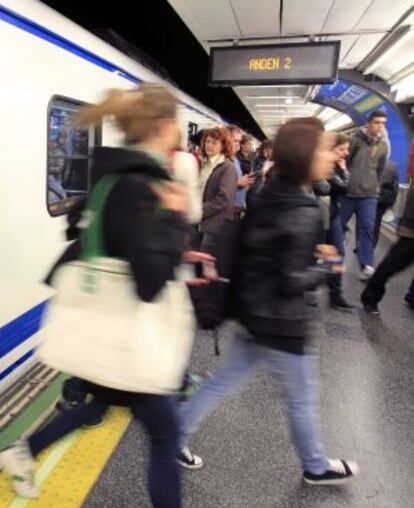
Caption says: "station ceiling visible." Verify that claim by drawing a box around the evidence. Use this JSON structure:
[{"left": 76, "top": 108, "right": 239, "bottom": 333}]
[{"left": 168, "top": 0, "right": 414, "bottom": 136}]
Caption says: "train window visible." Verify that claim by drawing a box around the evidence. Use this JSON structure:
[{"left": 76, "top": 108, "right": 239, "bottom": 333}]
[{"left": 47, "top": 96, "right": 101, "bottom": 216}]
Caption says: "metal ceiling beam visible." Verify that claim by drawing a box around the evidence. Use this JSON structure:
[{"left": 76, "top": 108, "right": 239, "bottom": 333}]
[
  {"left": 389, "top": 62, "right": 414, "bottom": 85},
  {"left": 357, "top": 4, "right": 414, "bottom": 72},
  {"left": 205, "top": 28, "right": 388, "bottom": 45}
]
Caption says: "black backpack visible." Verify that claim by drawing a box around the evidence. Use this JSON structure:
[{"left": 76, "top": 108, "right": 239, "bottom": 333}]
[{"left": 189, "top": 219, "right": 242, "bottom": 331}]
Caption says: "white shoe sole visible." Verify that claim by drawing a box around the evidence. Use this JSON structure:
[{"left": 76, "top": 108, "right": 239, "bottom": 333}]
[
  {"left": 177, "top": 459, "right": 204, "bottom": 470},
  {"left": 304, "top": 462, "right": 359, "bottom": 485},
  {"left": 304, "top": 476, "right": 355, "bottom": 485}
]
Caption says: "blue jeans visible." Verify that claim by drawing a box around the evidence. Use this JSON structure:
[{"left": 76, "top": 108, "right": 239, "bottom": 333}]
[
  {"left": 340, "top": 197, "right": 378, "bottom": 268},
  {"left": 326, "top": 214, "right": 345, "bottom": 297},
  {"left": 180, "top": 326, "right": 328, "bottom": 475}
]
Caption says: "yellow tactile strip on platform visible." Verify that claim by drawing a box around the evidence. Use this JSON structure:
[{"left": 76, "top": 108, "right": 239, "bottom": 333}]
[{"left": 0, "top": 407, "right": 131, "bottom": 508}]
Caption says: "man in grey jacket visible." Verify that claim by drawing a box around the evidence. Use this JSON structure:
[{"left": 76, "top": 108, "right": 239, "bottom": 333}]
[{"left": 340, "top": 111, "right": 388, "bottom": 281}]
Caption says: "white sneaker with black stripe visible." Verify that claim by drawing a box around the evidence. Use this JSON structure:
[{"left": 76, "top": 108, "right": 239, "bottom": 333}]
[
  {"left": 0, "top": 440, "right": 40, "bottom": 498},
  {"left": 303, "top": 459, "right": 359, "bottom": 485},
  {"left": 177, "top": 447, "right": 204, "bottom": 470}
]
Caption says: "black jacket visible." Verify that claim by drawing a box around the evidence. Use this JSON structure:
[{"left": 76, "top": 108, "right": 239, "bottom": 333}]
[
  {"left": 236, "top": 152, "right": 253, "bottom": 175},
  {"left": 328, "top": 164, "right": 349, "bottom": 219},
  {"left": 398, "top": 185, "right": 414, "bottom": 238},
  {"left": 45, "top": 147, "right": 187, "bottom": 301},
  {"left": 234, "top": 176, "right": 326, "bottom": 353},
  {"left": 379, "top": 160, "right": 399, "bottom": 208}
]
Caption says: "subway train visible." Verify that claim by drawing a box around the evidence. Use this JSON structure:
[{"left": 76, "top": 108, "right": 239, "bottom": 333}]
[{"left": 0, "top": 0, "right": 223, "bottom": 396}]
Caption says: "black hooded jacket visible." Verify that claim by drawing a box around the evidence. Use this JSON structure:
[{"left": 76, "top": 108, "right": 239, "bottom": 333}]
[
  {"left": 45, "top": 147, "right": 187, "bottom": 301},
  {"left": 234, "top": 175, "right": 326, "bottom": 353}
]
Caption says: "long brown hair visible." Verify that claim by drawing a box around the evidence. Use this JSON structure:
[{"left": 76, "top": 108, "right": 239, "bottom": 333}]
[{"left": 76, "top": 83, "right": 177, "bottom": 143}]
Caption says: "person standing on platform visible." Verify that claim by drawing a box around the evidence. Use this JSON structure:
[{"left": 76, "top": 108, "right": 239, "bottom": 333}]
[
  {"left": 361, "top": 184, "right": 414, "bottom": 314},
  {"left": 171, "top": 140, "right": 202, "bottom": 225},
  {"left": 252, "top": 139, "right": 273, "bottom": 176},
  {"left": 199, "top": 127, "right": 238, "bottom": 255},
  {"left": 327, "top": 133, "right": 354, "bottom": 310},
  {"left": 373, "top": 160, "right": 399, "bottom": 248},
  {"left": 340, "top": 111, "right": 388, "bottom": 281},
  {"left": 237, "top": 134, "right": 254, "bottom": 175},
  {"left": 228, "top": 126, "right": 254, "bottom": 218},
  {"left": 248, "top": 139, "right": 273, "bottom": 201}
]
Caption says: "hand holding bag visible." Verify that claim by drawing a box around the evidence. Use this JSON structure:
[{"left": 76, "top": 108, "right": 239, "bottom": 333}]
[{"left": 38, "top": 175, "right": 195, "bottom": 394}]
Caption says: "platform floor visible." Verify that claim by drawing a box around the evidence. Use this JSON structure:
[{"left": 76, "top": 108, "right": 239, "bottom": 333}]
[{"left": 1, "top": 233, "right": 414, "bottom": 508}]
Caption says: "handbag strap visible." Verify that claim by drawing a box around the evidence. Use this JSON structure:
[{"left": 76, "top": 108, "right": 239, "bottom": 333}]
[{"left": 80, "top": 174, "right": 122, "bottom": 261}]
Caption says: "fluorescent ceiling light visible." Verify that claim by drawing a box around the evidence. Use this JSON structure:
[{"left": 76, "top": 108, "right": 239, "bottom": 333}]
[
  {"left": 317, "top": 107, "right": 339, "bottom": 122},
  {"left": 237, "top": 85, "right": 303, "bottom": 89},
  {"left": 325, "top": 114, "right": 353, "bottom": 131},
  {"left": 391, "top": 71, "right": 414, "bottom": 102},
  {"left": 254, "top": 104, "right": 314, "bottom": 108},
  {"left": 245, "top": 95, "right": 302, "bottom": 99},
  {"left": 364, "top": 27, "right": 414, "bottom": 75},
  {"left": 389, "top": 62, "right": 414, "bottom": 86}
]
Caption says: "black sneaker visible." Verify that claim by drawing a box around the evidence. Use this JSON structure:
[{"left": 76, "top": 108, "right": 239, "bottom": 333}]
[
  {"left": 56, "top": 399, "right": 79, "bottom": 412},
  {"left": 304, "top": 459, "right": 359, "bottom": 485},
  {"left": 177, "top": 447, "right": 203, "bottom": 470},
  {"left": 82, "top": 417, "right": 104, "bottom": 430},
  {"left": 330, "top": 295, "right": 355, "bottom": 311},
  {"left": 404, "top": 297, "right": 414, "bottom": 310},
  {"left": 362, "top": 301, "right": 380, "bottom": 315}
]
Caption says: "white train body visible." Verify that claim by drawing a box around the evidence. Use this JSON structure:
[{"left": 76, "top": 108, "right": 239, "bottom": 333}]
[{"left": 0, "top": 0, "right": 222, "bottom": 394}]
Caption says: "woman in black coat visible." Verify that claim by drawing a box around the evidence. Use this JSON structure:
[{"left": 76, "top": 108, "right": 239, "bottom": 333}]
[
  {"left": 326, "top": 133, "right": 353, "bottom": 310},
  {"left": 178, "top": 119, "right": 359, "bottom": 486}
]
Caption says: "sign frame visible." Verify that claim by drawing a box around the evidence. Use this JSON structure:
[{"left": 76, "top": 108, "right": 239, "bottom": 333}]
[{"left": 208, "top": 41, "right": 341, "bottom": 86}]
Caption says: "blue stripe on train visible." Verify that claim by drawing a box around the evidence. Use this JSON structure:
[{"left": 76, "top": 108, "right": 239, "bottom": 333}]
[
  {"left": 0, "top": 349, "right": 36, "bottom": 381},
  {"left": 0, "top": 302, "right": 47, "bottom": 381},
  {"left": 0, "top": 301, "right": 47, "bottom": 358},
  {"left": 0, "top": 3, "right": 140, "bottom": 84}
]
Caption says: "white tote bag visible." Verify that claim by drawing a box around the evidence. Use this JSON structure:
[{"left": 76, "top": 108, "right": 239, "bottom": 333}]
[{"left": 38, "top": 175, "right": 195, "bottom": 394}]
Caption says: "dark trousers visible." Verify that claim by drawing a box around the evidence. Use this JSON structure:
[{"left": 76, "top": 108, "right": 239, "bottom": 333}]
[
  {"left": 361, "top": 237, "right": 414, "bottom": 305},
  {"left": 29, "top": 393, "right": 181, "bottom": 508},
  {"left": 373, "top": 203, "right": 388, "bottom": 248},
  {"left": 200, "top": 232, "right": 218, "bottom": 256},
  {"left": 326, "top": 214, "right": 345, "bottom": 298},
  {"left": 61, "top": 377, "right": 88, "bottom": 404}
]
